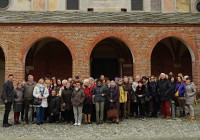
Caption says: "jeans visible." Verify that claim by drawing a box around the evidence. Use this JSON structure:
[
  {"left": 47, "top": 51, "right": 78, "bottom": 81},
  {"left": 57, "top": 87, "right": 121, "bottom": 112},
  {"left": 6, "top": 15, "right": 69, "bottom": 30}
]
[
  {"left": 73, "top": 106, "right": 83, "bottom": 124},
  {"left": 3, "top": 102, "right": 12, "bottom": 124},
  {"left": 95, "top": 102, "right": 105, "bottom": 122},
  {"left": 36, "top": 107, "right": 44, "bottom": 123},
  {"left": 178, "top": 97, "right": 185, "bottom": 112}
]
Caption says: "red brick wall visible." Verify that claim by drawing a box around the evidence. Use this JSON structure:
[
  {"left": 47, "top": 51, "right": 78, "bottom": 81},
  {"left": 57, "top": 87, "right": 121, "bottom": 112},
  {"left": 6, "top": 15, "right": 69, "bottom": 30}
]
[{"left": 0, "top": 24, "right": 199, "bottom": 90}]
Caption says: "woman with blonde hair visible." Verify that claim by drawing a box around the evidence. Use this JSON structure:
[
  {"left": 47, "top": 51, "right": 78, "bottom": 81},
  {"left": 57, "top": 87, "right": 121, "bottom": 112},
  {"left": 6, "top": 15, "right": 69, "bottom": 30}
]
[{"left": 33, "top": 78, "right": 49, "bottom": 125}]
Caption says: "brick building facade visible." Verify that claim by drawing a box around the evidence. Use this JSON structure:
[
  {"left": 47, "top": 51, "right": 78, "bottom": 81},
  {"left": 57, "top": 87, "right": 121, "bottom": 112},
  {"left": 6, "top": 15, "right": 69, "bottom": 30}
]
[{"left": 0, "top": 0, "right": 200, "bottom": 94}]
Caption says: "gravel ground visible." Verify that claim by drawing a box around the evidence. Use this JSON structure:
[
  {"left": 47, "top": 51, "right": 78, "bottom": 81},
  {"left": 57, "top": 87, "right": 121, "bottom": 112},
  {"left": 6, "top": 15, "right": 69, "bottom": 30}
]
[{"left": 0, "top": 103, "right": 200, "bottom": 140}]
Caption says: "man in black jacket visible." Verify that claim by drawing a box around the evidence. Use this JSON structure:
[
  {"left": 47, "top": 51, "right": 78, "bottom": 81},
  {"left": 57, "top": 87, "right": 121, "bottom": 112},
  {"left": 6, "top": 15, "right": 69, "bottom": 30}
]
[
  {"left": 158, "top": 73, "right": 172, "bottom": 119},
  {"left": 2, "top": 74, "right": 14, "bottom": 127}
]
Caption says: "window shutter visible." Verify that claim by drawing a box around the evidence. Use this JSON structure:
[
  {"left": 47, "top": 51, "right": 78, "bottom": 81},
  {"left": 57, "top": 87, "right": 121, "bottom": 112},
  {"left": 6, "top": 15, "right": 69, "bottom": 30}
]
[
  {"left": 151, "top": 0, "right": 161, "bottom": 12},
  {"left": 131, "top": 0, "right": 143, "bottom": 10},
  {"left": 67, "top": 0, "right": 79, "bottom": 10}
]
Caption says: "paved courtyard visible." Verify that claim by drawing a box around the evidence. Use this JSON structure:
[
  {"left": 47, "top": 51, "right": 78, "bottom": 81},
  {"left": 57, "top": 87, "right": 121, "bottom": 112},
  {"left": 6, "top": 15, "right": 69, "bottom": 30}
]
[{"left": 0, "top": 102, "right": 200, "bottom": 140}]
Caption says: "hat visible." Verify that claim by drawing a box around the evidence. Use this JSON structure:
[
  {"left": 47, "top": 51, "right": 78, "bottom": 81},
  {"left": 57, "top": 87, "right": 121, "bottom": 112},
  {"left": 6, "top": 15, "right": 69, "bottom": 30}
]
[{"left": 75, "top": 76, "right": 79, "bottom": 79}]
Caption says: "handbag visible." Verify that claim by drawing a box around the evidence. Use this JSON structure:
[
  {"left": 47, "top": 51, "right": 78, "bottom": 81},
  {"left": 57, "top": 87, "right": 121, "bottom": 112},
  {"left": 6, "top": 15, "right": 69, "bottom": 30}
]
[
  {"left": 32, "top": 97, "right": 42, "bottom": 105},
  {"left": 107, "top": 103, "right": 119, "bottom": 119},
  {"left": 175, "top": 84, "right": 182, "bottom": 98}
]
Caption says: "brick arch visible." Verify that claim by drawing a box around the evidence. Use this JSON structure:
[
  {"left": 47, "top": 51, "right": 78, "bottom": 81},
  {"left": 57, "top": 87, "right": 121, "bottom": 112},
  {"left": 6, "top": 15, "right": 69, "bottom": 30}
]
[
  {"left": 87, "top": 33, "right": 136, "bottom": 64},
  {"left": 148, "top": 32, "right": 198, "bottom": 62},
  {"left": 20, "top": 34, "right": 76, "bottom": 63}
]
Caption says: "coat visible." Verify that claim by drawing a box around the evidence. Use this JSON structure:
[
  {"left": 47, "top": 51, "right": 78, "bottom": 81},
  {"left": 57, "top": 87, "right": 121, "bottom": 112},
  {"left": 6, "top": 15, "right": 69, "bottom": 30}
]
[
  {"left": 119, "top": 85, "right": 127, "bottom": 103},
  {"left": 14, "top": 88, "right": 24, "bottom": 104},
  {"left": 132, "top": 82, "right": 138, "bottom": 102},
  {"left": 107, "top": 86, "right": 120, "bottom": 110},
  {"left": 92, "top": 85, "right": 107, "bottom": 102},
  {"left": 33, "top": 84, "right": 49, "bottom": 108},
  {"left": 24, "top": 81, "right": 36, "bottom": 100},
  {"left": 122, "top": 82, "right": 132, "bottom": 100},
  {"left": 135, "top": 85, "right": 146, "bottom": 104},
  {"left": 147, "top": 81, "right": 159, "bottom": 102},
  {"left": 175, "top": 82, "right": 186, "bottom": 97},
  {"left": 81, "top": 85, "right": 93, "bottom": 105},
  {"left": 158, "top": 78, "right": 172, "bottom": 101},
  {"left": 185, "top": 83, "right": 196, "bottom": 105},
  {"left": 48, "top": 96, "right": 60, "bottom": 114},
  {"left": 61, "top": 87, "right": 73, "bottom": 110},
  {"left": 2, "top": 80, "right": 14, "bottom": 103},
  {"left": 71, "top": 88, "right": 85, "bottom": 107}
]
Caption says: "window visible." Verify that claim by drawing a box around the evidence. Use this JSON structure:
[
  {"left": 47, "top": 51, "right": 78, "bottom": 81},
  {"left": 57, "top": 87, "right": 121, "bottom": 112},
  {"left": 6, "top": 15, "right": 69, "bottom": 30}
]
[
  {"left": 0, "top": 0, "right": 10, "bottom": 9},
  {"left": 67, "top": 0, "right": 79, "bottom": 10},
  {"left": 131, "top": 0, "right": 143, "bottom": 11},
  {"left": 151, "top": 0, "right": 161, "bottom": 12},
  {"left": 196, "top": 0, "right": 200, "bottom": 12}
]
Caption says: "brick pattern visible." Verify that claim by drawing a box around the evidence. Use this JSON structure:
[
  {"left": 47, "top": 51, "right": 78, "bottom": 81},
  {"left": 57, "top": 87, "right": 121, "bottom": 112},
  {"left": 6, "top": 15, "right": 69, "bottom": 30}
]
[{"left": 0, "top": 24, "right": 199, "bottom": 91}]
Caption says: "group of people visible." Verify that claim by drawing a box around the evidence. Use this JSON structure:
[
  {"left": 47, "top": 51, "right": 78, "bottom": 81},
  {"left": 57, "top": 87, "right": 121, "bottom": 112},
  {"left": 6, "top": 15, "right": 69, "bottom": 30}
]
[{"left": 1, "top": 72, "right": 197, "bottom": 127}]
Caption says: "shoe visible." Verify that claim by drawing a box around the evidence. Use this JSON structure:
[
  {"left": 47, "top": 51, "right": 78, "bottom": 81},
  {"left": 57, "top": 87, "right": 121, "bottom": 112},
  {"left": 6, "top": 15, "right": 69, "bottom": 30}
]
[
  {"left": 96, "top": 121, "right": 100, "bottom": 125},
  {"left": 188, "top": 116, "right": 192, "bottom": 119},
  {"left": 40, "top": 121, "right": 44, "bottom": 124},
  {"left": 190, "top": 117, "right": 195, "bottom": 120},
  {"left": 162, "top": 115, "right": 166, "bottom": 118},
  {"left": 37, "top": 123, "right": 40, "bottom": 125},
  {"left": 141, "top": 117, "right": 146, "bottom": 121},
  {"left": 3, "top": 123, "right": 10, "bottom": 127},
  {"left": 74, "top": 123, "right": 78, "bottom": 126},
  {"left": 14, "top": 122, "right": 20, "bottom": 125},
  {"left": 24, "top": 121, "right": 28, "bottom": 125},
  {"left": 8, "top": 123, "right": 12, "bottom": 126},
  {"left": 88, "top": 121, "right": 91, "bottom": 124},
  {"left": 77, "top": 123, "right": 81, "bottom": 126},
  {"left": 126, "top": 116, "right": 130, "bottom": 119},
  {"left": 166, "top": 116, "right": 171, "bottom": 119},
  {"left": 99, "top": 121, "right": 103, "bottom": 124}
]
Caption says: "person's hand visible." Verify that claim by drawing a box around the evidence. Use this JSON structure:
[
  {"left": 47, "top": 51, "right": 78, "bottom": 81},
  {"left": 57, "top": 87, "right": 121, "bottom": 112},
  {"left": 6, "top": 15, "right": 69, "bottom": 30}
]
[
  {"left": 150, "top": 96, "right": 152, "bottom": 99},
  {"left": 110, "top": 100, "right": 113, "bottom": 103},
  {"left": 4, "top": 100, "right": 7, "bottom": 104},
  {"left": 63, "top": 103, "right": 66, "bottom": 107},
  {"left": 138, "top": 95, "right": 142, "bottom": 98},
  {"left": 39, "top": 96, "right": 44, "bottom": 99},
  {"left": 93, "top": 95, "right": 95, "bottom": 98},
  {"left": 51, "top": 113, "right": 53, "bottom": 116},
  {"left": 102, "top": 94, "right": 104, "bottom": 96}
]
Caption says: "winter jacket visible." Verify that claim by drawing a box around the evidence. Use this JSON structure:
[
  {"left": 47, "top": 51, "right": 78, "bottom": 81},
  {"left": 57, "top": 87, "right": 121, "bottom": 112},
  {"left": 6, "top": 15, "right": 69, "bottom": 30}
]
[
  {"left": 24, "top": 81, "right": 36, "bottom": 100},
  {"left": 49, "top": 96, "right": 60, "bottom": 114},
  {"left": 185, "top": 83, "right": 196, "bottom": 105},
  {"left": 81, "top": 85, "right": 93, "bottom": 105},
  {"left": 107, "top": 86, "right": 120, "bottom": 103},
  {"left": 61, "top": 87, "right": 73, "bottom": 110},
  {"left": 14, "top": 88, "right": 24, "bottom": 104},
  {"left": 33, "top": 84, "right": 49, "bottom": 108},
  {"left": 2, "top": 80, "right": 14, "bottom": 103},
  {"left": 119, "top": 85, "right": 127, "bottom": 103},
  {"left": 158, "top": 78, "right": 172, "bottom": 101},
  {"left": 135, "top": 85, "right": 146, "bottom": 104},
  {"left": 71, "top": 88, "right": 85, "bottom": 107},
  {"left": 122, "top": 82, "right": 132, "bottom": 100},
  {"left": 175, "top": 82, "right": 186, "bottom": 97},
  {"left": 92, "top": 85, "right": 107, "bottom": 102},
  {"left": 147, "top": 81, "right": 159, "bottom": 102}
]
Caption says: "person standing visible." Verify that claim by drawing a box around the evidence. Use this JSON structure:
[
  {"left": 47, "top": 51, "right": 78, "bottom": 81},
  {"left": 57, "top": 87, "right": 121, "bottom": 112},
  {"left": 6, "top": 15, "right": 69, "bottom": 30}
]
[
  {"left": 13, "top": 82, "right": 24, "bottom": 125},
  {"left": 2, "top": 74, "right": 15, "bottom": 127},
  {"left": 158, "top": 73, "right": 172, "bottom": 119},
  {"left": 185, "top": 77, "right": 196, "bottom": 120},
  {"left": 135, "top": 80, "right": 147, "bottom": 121},
  {"left": 107, "top": 81, "right": 120, "bottom": 124},
  {"left": 71, "top": 81, "right": 85, "bottom": 126},
  {"left": 175, "top": 76, "right": 186, "bottom": 117},
  {"left": 93, "top": 79, "right": 107, "bottom": 124},
  {"left": 33, "top": 78, "right": 49, "bottom": 125},
  {"left": 132, "top": 76, "right": 140, "bottom": 118},
  {"left": 24, "top": 75, "right": 36, "bottom": 124}
]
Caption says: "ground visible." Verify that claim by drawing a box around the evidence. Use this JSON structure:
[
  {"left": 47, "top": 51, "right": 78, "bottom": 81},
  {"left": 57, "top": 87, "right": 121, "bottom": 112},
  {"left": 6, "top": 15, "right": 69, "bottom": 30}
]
[{"left": 0, "top": 102, "right": 200, "bottom": 140}]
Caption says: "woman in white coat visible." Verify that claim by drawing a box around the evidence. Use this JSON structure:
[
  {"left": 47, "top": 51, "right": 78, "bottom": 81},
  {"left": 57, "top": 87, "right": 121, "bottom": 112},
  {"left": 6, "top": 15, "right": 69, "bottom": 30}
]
[{"left": 33, "top": 78, "right": 49, "bottom": 125}]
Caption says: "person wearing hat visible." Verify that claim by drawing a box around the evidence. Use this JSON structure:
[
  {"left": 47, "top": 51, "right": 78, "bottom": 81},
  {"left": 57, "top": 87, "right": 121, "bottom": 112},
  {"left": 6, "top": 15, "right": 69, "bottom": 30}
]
[
  {"left": 135, "top": 80, "right": 147, "bottom": 121},
  {"left": 185, "top": 77, "right": 196, "bottom": 120}
]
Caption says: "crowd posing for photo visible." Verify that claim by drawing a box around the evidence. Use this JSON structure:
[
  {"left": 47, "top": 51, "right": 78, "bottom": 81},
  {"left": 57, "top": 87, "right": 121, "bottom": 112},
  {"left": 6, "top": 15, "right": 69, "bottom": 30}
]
[{"left": 1, "top": 72, "right": 197, "bottom": 127}]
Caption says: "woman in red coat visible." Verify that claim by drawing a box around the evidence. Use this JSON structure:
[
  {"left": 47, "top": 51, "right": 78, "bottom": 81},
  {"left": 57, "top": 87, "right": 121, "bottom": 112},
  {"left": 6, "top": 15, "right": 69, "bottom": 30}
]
[{"left": 82, "top": 79, "right": 93, "bottom": 124}]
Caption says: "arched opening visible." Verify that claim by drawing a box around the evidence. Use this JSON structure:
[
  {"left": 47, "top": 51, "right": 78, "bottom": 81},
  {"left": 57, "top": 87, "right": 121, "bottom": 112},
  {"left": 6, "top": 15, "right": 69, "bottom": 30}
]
[
  {"left": 25, "top": 37, "right": 72, "bottom": 81},
  {"left": 90, "top": 37, "right": 134, "bottom": 80},
  {"left": 151, "top": 37, "right": 193, "bottom": 77},
  {"left": 0, "top": 47, "right": 5, "bottom": 95}
]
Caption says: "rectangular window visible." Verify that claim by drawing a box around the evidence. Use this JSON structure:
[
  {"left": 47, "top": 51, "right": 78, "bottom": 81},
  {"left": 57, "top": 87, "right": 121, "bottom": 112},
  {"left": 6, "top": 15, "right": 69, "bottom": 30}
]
[
  {"left": 131, "top": 0, "right": 143, "bottom": 11},
  {"left": 151, "top": 0, "right": 161, "bottom": 12},
  {"left": 67, "top": 0, "right": 79, "bottom": 10}
]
